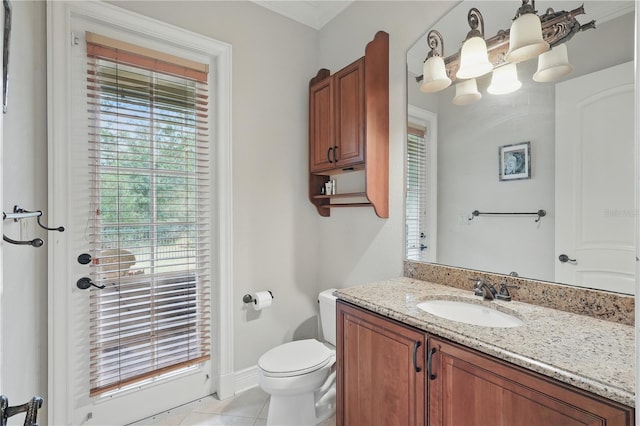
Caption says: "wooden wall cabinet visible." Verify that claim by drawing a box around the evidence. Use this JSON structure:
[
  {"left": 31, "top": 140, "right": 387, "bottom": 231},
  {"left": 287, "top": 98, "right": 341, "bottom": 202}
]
[
  {"left": 309, "top": 58, "right": 364, "bottom": 173},
  {"left": 337, "top": 301, "right": 634, "bottom": 426},
  {"left": 308, "top": 31, "right": 389, "bottom": 218},
  {"left": 309, "top": 72, "right": 334, "bottom": 173}
]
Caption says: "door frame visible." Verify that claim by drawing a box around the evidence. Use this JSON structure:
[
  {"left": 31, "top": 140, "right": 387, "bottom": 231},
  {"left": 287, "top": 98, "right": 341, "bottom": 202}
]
[{"left": 46, "top": 2, "right": 234, "bottom": 424}]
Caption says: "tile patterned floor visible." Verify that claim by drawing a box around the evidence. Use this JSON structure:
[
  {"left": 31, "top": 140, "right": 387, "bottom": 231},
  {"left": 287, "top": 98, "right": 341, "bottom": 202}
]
[{"left": 128, "top": 386, "right": 336, "bottom": 426}]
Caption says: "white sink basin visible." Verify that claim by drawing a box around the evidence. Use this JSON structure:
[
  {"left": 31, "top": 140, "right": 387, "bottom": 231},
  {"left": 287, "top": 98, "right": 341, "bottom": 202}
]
[{"left": 417, "top": 299, "right": 524, "bottom": 328}]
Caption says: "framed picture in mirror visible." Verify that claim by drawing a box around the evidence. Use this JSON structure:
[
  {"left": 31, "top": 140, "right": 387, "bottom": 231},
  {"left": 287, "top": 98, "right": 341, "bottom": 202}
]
[{"left": 499, "top": 141, "right": 530, "bottom": 181}]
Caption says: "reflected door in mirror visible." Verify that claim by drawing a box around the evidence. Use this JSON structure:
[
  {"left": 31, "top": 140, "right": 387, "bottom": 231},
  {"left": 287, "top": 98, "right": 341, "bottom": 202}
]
[{"left": 555, "top": 61, "right": 635, "bottom": 294}]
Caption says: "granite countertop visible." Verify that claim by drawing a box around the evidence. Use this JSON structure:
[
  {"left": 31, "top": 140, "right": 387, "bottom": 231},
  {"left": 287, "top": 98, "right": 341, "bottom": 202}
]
[{"left": 335, "top": 277, "right": 635, "bottom": 407}]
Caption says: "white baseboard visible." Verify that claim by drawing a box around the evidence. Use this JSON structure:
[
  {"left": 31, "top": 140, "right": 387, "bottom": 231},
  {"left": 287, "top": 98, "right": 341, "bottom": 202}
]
[{"left": 234, "top": 365, "right": 260, "bottom": 394}]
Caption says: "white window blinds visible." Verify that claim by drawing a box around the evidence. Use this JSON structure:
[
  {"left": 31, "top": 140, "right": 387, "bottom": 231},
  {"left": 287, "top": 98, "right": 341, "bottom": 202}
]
[
  {"left": 406, "top": 126, "right": 427, "bottom": 261},
  {"left": 86, "top": 33, "right": 211, "bottom": 396}
]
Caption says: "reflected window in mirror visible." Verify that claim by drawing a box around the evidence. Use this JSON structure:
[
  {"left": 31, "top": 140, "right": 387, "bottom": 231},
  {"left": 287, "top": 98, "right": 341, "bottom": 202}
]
[
  {"left": 406, "top": 106, "right": 437, "bottom": 263},
  {"left": 406, "top": 126, "right": 426, "bottom": 261}
]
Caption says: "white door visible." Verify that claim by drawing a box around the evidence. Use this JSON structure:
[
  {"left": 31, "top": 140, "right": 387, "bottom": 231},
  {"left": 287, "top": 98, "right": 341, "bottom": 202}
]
[
  {"left": 555, "top": 61, "right": 635, "bottom": 293},
  {"left": 47, "top": 3, "right": 227, "bottom": 425}
]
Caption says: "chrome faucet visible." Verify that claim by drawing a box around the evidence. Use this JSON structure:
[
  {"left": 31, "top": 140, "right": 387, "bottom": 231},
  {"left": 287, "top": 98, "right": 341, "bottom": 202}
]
[{"left": 472, "top": 279, "right": 496, "bottom": 300}]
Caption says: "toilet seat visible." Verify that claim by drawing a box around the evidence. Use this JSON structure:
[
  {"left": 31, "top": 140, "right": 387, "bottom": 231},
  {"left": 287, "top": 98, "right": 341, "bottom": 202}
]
[{"left": 258, "top": 339, "right": 335, "bottom": 378}]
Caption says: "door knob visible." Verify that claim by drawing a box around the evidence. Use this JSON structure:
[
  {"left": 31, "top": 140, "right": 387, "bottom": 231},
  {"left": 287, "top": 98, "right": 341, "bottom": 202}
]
[
  {"left": 76, "top": 277, "right": 106, "bottom": 290},
  {"left": 558, "top": 254, "right": 577, "bottom": 263}
]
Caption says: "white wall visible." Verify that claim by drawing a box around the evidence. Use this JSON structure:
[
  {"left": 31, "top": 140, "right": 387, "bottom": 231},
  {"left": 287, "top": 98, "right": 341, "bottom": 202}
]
[
  {"left": 1, "top": 0, "right": 48, "bottom": 419},
  {"left": 0, "top": 1, "right": 466, "bottom": 410},
  {"left": 315, "top": 1, "right": 455, "bottom": 290},
  {"left": 435, "top": 61, "right": 556, "bottom": 280}
]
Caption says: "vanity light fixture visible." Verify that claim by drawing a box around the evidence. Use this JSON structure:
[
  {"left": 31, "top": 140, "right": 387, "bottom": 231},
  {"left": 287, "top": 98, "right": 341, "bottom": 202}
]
[
  {"left": 415, "top": 2, "right": 595, "bottom": 104},
  {"left": 420, "top": 30, "right": 451, "bottom": 93},
  {"left": 533, "top": 43, "right": 573, "bottom": 83},
  {"left": 456, "top": 8, "right": 493, "bottom": 80},
  {"left": 452, "top": 78, "right": 481, "bottom": 106},
  {"left": 505, "top": 0, "right": 549, "bottom": 63},
  {"left": 487, "top": 63, "right": 521, "bottom": 95}
]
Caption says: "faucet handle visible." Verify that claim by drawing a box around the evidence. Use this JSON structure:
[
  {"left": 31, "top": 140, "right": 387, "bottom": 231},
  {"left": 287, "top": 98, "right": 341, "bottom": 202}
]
[
  {"left": 470, "top": 278, "right": 483, "bottom": 296},
  {"left": 496, "top": 282, "right": 520, "bottom": 301}
]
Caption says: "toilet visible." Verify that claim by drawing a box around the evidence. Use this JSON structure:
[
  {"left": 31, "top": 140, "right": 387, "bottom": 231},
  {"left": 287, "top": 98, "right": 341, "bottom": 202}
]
[{"left": 258, "top": 288, "right": 338, "bottom": 426}]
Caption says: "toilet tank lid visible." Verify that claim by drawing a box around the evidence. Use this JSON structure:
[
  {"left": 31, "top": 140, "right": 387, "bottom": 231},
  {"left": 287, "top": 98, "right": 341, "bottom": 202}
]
[{"left": 258, "top": 339, "right": 333, "bottom": 375}]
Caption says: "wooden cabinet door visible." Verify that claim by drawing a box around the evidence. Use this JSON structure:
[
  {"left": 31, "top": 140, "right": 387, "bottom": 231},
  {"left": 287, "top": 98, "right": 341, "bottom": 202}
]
[
  {"left": 309, "top": 76, "right": 334, "bottom": 173},
  {"left": 333, "top": 58, "right": 365, "bottom": 169},
  {"left": 428, "top": 338, "right": 633, "bottom": 426},
  {"left": 337, "top": 301, "right": 425, "bottom": 426}
]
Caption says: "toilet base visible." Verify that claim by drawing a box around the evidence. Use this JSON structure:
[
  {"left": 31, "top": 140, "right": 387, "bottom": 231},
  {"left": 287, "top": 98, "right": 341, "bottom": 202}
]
[{"left": 266, "top": 388, "right": 335, "bottom": 426}]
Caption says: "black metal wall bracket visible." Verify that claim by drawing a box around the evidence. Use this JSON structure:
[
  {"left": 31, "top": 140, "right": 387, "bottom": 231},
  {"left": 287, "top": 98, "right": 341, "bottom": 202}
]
[
  {"left": 2, "top": 205, "right": 65, "bottom": 247},
  {"left": 0, "top": 395, "right": 43, "bottom": 426}
]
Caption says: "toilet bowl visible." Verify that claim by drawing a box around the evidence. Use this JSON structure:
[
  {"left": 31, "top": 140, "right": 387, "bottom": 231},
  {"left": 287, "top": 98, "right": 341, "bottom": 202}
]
[{"left": 258, "top": 288, "right": 338, "bottom": 426}]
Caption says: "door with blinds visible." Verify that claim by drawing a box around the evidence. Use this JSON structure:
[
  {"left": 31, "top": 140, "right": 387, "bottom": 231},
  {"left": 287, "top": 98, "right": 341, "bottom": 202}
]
[{"left": 49, "top": 7, "right": 216, "bottom": 424}]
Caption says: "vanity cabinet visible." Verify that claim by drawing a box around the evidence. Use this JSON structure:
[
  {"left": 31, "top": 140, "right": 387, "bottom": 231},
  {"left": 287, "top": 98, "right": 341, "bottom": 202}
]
[
  {"left": 336, "top": 301, "right": 634, "bottom": 426},
  {"left": 308, "top": 31, "right": 388, "bottom": 218},
  {"left": 428, "top": 337, "right": 634, "bottom": 426},
  {"left": 336, "top": 301, "right": 425, "bottom": 426}
]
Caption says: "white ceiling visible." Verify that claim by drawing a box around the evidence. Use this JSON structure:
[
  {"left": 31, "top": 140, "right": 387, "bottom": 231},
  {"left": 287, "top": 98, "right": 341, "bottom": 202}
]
[{"left": 249, "top": 0, "right": 354, "bottom": 30}]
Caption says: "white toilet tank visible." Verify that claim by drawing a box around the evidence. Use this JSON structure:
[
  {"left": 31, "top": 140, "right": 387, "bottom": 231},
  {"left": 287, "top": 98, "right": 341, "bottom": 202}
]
[{"left": 318, "top": 288, "right": 338, "bottom": 346}]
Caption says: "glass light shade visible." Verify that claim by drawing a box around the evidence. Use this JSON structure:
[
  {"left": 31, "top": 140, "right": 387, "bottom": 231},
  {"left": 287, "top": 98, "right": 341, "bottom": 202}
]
[
  {"left": 487, "top": 63, "right": 522, "bottom": 95},
  {"left": 533, "top": 43, "right": 574, "bottom": 82},
  {"left": 420, "top": 56, "right": 452, "bottom": 93},
  {"left": 452, "top": 79, "right": 481, "bottom": 106},
  {"left": 505, "top": 13, "right": 549, "bottom": 63},
  {"left": 456, "top": 36, "right": 493, "bottom": 80}
]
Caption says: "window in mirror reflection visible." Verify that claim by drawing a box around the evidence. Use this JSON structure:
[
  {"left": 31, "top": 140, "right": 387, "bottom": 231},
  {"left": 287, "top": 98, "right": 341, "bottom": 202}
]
[{"left": 406, "top": 126, "right": 427, "bottom": 261}]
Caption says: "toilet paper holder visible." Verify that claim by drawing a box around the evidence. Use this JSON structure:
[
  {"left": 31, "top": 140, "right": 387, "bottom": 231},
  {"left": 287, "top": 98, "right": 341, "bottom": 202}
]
[{"left": 243, "top": 291, "right": 274, "bottom": 304}]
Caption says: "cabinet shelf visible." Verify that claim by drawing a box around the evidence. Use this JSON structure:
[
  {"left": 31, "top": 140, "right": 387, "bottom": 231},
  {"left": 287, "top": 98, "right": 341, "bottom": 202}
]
[
  {"left": 320, "top": 203, "right": 373, "bottom": 209},
  {"left": 313, "top": 192, "right": 367, "bottom": 199}
]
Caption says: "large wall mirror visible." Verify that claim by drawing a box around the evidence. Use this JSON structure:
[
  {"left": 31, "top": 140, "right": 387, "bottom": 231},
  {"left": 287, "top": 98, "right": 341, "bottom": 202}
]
[{"left": 406, "top": 1, "right": 636, "bottom": 294}]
